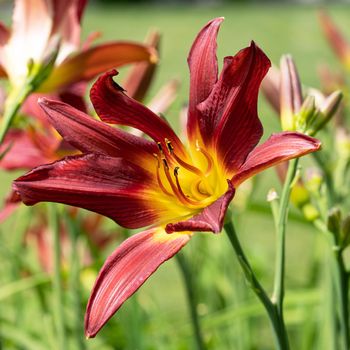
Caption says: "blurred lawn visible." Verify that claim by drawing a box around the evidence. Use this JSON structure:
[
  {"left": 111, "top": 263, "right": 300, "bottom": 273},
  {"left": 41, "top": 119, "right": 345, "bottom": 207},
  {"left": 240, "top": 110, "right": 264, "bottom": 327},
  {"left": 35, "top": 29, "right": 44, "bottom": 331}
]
[{"left": 1, "top": 3, "right": 349, "bottom": 349}]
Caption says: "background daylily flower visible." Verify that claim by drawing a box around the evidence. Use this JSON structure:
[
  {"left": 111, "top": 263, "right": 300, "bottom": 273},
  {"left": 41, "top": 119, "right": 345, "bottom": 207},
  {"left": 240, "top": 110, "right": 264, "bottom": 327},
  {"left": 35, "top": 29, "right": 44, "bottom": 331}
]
[
  {"left": 13, "top": 18, "right": 321, "bottom": 337},
  {"left": 0, "top": 0, "right": 157, "bottom": 91},
  {"left": 318, "top": 10, "right": 350, "bottom": 71}
]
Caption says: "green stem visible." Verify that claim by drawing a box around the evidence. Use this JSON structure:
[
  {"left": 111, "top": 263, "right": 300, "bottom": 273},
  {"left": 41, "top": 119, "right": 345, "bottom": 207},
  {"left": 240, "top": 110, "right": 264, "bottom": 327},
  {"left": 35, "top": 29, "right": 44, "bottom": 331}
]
[
  {"left": 176, "top": 253, "right": 206, "bottom": 350},
  {"left": 224, "top": 220, "right": 289, "bottom": 350},
  {"left": 272, "top": 158, "right": 298, "bottom": 324},
  {"left": 0, "top": 83, "right": 33, "bottom": 145},
  {"left": 48, "top": 204, "right": 67, "bottom": 350},
  {"left": 333, "top": 244, "right": 349, "bottom": 350},
  {"left": 65, "top": 211, "right": 86, "bottom": 350}
]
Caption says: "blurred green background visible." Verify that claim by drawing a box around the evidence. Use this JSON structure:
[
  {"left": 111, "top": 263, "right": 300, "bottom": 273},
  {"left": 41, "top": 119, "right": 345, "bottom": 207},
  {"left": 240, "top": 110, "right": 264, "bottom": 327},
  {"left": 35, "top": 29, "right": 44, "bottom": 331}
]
[{"left": 0, "top": 1, "right": 349, "bottom": 349}]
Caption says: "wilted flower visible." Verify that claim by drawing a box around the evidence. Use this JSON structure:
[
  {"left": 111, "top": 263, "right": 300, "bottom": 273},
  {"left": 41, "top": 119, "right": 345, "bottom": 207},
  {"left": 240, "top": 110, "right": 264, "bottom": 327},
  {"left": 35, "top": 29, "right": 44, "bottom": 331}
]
[{"left": 13, "top": 18, "right": 321, "bottom": 337}]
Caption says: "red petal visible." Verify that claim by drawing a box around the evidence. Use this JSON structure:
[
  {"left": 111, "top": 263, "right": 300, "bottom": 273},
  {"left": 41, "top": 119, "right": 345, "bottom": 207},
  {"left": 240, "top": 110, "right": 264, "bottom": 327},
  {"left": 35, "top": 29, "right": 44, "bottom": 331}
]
[
  {"left": 85, "top": 227, "right": 191, "bottom": 338},
  {"left": 90, "top": 70, "right": 186, "bottom": 155},
  {"left": 39, "top": 42, "right": 157, "bottom": 92},
  {"left": 0, "top": 191, "right": 21, "bottom": 223},
  {"left": 187, "top": 17, "right": 223, "bottom": 141},
  {"left": 166, "top": 181, "right": 235, "bottom": 234},
  {"left": 0, "top": 21, "right": 9, "bottom": 45},
  {"left": 122, "top": 31, "right": 160, "bottom": 101},
  {"left": 13, "top": 154, "right": 160, "bottom": 229},
  {"left": 201, "top": 42, "right": 270, "bottom": 174},
  {"left": 232, "top": 132, "right": 321, "bottom": 186},
  {"left": 0, "top": 129, "right": 52, "bottom": 170},
  {"left": 38, "top": 98, "right": 157, "bottom": 164}
]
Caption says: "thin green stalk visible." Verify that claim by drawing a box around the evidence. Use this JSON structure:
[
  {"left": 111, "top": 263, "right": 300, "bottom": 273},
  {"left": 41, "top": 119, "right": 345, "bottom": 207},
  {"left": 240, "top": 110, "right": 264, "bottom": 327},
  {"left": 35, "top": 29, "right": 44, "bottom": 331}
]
[
  {"left": 313, "top": 153, "right": 350, "bottom": 349},
  {"left": 224, "top": 220, "right": 289, "bottom": 350},
  {"left": 65, "top": 211, "right": 86, "bottom": 350},
  {"left": 272, "top": 158, "right": 298, "bottom": 324},
  {"left": 0, "top": 83, "right": 33, "bottom": 145},
  {"left": 48, "top": 204, "right": 67, "bottom": 350},
  {"left": 176, "top": 253, "right": 206, "bottom": 350},
  {"left": 333, "top": 245, "right": 349, "bottom": 350}
]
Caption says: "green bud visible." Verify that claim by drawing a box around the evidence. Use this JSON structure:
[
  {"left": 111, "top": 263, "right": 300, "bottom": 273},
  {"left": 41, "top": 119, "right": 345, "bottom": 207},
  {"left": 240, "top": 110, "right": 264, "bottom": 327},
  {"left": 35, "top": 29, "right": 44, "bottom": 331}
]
[
  {"left": 302, "top": 203, "right": 320, "bottom": 222},
  {"left": 341, "top": 215, "right": 350, "bottom": 248},
  {"left": 327, "top": 207, "right": 342, "bottom": 237},
  {"left": 307, "top": 90, "right": 343, "bottom": 135},
  {"left": 267, "top": 188, "right": 279, "bottom": 202},
  {"left": 290, "top": 183, "right": 310, "bottom": 209},
  {"left": 295, "top": 95, "right": 317, "bottom": 132}
]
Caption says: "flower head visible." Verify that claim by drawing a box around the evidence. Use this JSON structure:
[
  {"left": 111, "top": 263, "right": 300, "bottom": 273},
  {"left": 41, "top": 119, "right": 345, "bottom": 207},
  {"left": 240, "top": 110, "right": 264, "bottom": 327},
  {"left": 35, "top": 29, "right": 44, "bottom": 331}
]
[
  {"left": 0, "top": 0, "right": 157, "bottom": 91},
  {"left": 13, "top": 18, "right": 321, "bottom": 337}
]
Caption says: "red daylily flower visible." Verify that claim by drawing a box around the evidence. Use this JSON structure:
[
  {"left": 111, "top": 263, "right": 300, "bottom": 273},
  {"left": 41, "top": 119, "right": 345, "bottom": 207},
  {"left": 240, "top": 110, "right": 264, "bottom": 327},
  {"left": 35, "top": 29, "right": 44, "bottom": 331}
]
[
  {"left": 0, "top": 0, "right": 157, "bottom": 90},
  {"left": 13, "top": 18, "right": 321, "bottom": 337}
]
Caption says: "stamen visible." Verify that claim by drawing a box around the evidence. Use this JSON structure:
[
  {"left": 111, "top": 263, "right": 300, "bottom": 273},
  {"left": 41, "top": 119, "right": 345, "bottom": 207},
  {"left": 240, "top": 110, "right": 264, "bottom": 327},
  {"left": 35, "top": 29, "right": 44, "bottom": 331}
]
[
  {"left": 165, "top": 139, "right": 203, "bottom": 176},
  {"left": 154, "top": 153, "right": 172, "bottom": 196},
  {"left": 196, "top": 140, "right": 213, "bottom": 176}
]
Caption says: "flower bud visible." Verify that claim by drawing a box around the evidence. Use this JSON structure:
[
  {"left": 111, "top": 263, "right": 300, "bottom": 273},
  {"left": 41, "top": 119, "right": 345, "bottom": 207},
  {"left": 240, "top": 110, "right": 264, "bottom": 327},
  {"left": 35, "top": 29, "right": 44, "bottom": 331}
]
[
  {"left": 341, "top": 215, "right": 350, "bottom": 248},
  {"left": 327, "top": 207, "right": 342, "bottom": 237},
  {"left": 280, "top": 55, "right": 302, "bottom": 131},
  {"left": 307, "top": 90, "right": 343, "bottom": 135},
  {"left": 302, "top": 203, "right": 319, "bottom": 222},
  {"left": 295, "top": 95, "right": 317, "bottom": 132}
]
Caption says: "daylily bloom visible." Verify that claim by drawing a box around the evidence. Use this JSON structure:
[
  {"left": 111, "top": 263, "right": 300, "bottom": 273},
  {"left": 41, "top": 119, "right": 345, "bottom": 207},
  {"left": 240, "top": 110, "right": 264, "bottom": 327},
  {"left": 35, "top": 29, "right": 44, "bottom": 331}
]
[
  {"left": 0, "top": 0, "right": 157, "bottom": 91},
  {"left": 13, "top": 18, "right": 321, "bottom": 337}
]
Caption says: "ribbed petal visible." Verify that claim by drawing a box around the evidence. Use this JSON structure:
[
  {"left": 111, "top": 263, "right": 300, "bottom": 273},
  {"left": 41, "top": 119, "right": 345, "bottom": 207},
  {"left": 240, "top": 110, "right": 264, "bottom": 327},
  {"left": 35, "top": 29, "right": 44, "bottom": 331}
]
[
  {"left": 85, "top": 227, "right": 191, "bottom": 338},
  {"left": 122, "top": 31, "right": 160, "bottom": 101},
  {"left": 38, "top": 98, "right": 157, "bottom": 165},
  {"left": 166, "top": 181, "right": 235, "bottom": 234},
  {"left": 201, "top": 42, "right": 270, "bottom": 174},
  {"left": 261, "top": 66, "right": 280, "bottom": 115},
  {"left": 13, "top": 154, "right": 161, "bottom": 229},
  {"left": 232, "top": 132, "right": 321, "bottom": 186},
  {"left": 91, "top": 70, "right": 186, "bottom": 156},
  {"left": 39, "top": 42, "right": 158, "bottom": 92},
  {"left": 187, "top": 17, "right": 223, "bottom": 141}
]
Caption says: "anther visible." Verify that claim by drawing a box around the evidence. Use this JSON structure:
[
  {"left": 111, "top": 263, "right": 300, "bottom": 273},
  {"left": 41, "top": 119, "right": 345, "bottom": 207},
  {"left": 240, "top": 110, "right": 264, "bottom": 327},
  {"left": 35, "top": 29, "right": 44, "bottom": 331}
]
[
  {"left": 174, "top": 166, "right": 179, "bottom": 176},
  {"left": 157, "top": 142, "right": 163, "bottom": 152},
  {"left": 162, "top": 158, "right": 169, "bottom": 170},
  {"left": 166, "top": 139, "right": 174, "bottom": 153}
]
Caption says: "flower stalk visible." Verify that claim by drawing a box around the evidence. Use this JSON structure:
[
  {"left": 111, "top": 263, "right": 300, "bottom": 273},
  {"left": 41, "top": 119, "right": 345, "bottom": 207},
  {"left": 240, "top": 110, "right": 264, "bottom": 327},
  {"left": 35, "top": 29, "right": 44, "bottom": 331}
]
[
  {"left": 0, "top": 52, "right": 57, "bottom": 145},
  {"left": 224, "top": 219, "right": 290, "bottom": 350},
  {"left": 272, "top": 158, "right": 299, "bottom": 320}
]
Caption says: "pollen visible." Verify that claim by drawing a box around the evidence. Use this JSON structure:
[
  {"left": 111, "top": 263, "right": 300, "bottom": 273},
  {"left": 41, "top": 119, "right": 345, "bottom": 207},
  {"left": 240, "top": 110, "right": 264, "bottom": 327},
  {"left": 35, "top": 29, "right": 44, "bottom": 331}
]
[{"left": 153, "top": 138, "right": 224, "bottom": 210}]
